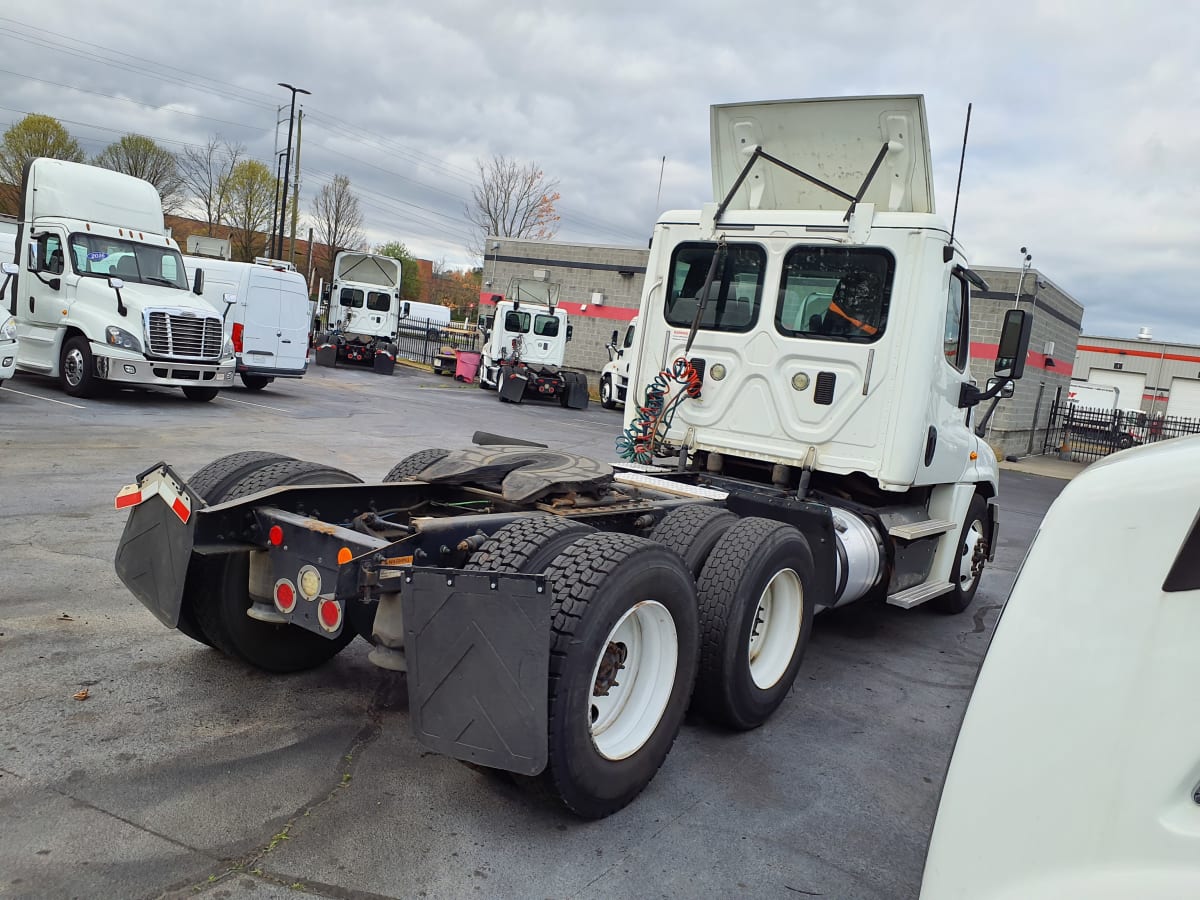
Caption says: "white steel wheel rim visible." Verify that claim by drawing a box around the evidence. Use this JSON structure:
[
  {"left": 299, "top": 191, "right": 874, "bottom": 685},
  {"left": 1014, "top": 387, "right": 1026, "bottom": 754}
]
[
  {"left": 959, "top": 519, "right": 985, "bottom": 590},
  {"left": 588, "top": 600, "right": 678, "bottom": 761},
  {"left": 600, "top": 378, "right": 612, "bottom": 402},
  {"left": 748, "top": 568, "right": 803, "bottom": 690},
  {"left": 64, "top": 347, "right": 85, "bottom": 387}
]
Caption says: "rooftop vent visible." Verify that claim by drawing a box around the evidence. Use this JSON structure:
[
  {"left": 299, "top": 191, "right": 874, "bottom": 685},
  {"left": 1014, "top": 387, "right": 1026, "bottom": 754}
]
[{"left": 1136, "top": 326, "right": 1153, "bottom": 342}]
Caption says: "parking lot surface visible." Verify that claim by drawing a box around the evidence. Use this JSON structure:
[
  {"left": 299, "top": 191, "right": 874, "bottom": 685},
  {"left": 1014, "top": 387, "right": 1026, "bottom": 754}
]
[{"left": 0, "top": 364, "right": 1065, "bottom": 899}]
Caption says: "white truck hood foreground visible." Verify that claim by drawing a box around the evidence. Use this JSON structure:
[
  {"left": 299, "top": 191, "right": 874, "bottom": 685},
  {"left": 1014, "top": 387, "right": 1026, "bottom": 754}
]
[{"left": 921, "top": 435, "right": 1200, "bottom": 899}]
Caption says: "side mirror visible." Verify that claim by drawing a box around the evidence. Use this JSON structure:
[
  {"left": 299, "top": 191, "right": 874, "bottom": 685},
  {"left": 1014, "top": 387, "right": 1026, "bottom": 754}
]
[
  {"left": 401, "top": 301, "right": 411, "bottom": 317},
  {"left": 995, "top": 309, "right": 1033, "bottom": 379},
  {"left": 1, "top": 261, "right": 17, "bottom": 315},
  {"left": 610, "top": 329, "right": 619, "bottom": 345},
  {"left": 222, "top": 291, "right": 236, "bottom": 321},
  {"left": 107, "top": 276, "right": 128, "bottom": 317},
  {"left": 321, "top": 284, "right": 331, "bottom": 302},
  {"left": 985, "top": 377, "right": 1016, "bottom": 399},
  {"left": 566, "top": 324, "right": 573, "bottom": 342},
  {"left": 27, "top": 244, "right": 38, "bottom": 272},
  {"left": 193, "top": 268, "right": 204, "bottom": 296}
]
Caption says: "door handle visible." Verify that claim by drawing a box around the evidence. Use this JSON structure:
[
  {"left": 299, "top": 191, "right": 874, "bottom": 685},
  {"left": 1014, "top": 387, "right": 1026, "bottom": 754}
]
[
  {"left": 28, "top": 296, "right": 34, "bottom": 313},
  {"left": 281, "top": 339, "right": 292, "bottom": 344}
]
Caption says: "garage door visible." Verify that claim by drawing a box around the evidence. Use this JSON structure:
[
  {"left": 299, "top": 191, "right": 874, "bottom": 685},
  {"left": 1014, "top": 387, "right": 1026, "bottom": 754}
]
[
  {"left": 1087, "top": 368, "right": 1146, "bottom": 411},
  {"left": 1166, "top": 377, "right": 1200, "bottom": 419}
]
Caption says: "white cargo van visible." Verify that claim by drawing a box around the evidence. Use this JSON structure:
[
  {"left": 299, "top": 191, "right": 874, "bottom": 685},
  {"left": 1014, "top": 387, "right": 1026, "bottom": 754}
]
[{"left": 184, "top": 256, "right": 310, "bottom": 390}]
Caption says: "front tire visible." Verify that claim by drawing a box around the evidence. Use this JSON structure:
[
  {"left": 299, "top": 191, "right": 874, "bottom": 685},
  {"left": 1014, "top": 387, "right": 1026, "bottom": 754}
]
[
  {"left": 187, "top": 460, "right": 362, "bottom": 672},
  {"left": 183, "top": 386, "right": 219, "bottom": 402},
  {"left": 60, "top": 335, "right": 103, "bottom": 398},
  {"left": 931, "top": 494, "right": 989, "bottom": 615},
  {"left": 530, "top": 532, "right": 699, "bottom": 818},
  {"left": 693, "top": 517, "right": 815, "bottom": 730},
  {"left": 599, "top": 376, "right": 617, "bottom": 410}
]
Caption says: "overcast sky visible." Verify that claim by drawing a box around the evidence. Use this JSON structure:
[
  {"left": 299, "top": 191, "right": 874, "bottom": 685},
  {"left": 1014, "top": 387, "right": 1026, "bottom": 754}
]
[{"left": 1, "top": 2, "right": 1196, "bottom": 342}]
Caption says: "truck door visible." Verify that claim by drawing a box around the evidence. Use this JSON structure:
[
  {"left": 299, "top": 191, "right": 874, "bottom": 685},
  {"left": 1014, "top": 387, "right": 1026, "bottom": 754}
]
[
  {"left": 916, "top": 270, "right": 975, "bottom": 485},
  {"left": 20, "top": 229, "right": 70, "bottom": 369},
  {"left": 276, "top": 276, "right": 311, "bottom": 371},
  {"left": 241, "top": 269, "right": 284, "bottom": 368},
  {"left": 617, "top": 319, "right": 636, "bottom": 393}
]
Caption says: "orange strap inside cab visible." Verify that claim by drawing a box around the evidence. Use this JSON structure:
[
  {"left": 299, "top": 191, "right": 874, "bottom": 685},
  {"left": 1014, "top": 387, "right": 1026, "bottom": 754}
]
[{"left": 826, "top": 300, "right": 878, "bottom": 336}]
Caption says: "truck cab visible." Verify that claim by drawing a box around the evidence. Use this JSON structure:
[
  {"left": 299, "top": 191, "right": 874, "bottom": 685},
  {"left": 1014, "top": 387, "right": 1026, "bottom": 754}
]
[
  {"left": 478, "top": 276, "right": 571, "bottom": 389},
  {"left": 6, "top": 159, "right": 234, "bottom": 400},
  {"left": 317, "top": 251, "right": 404, "bottom": 373},
  {"left": 600, "top": 315, "right": 637, "bottom": 409}
]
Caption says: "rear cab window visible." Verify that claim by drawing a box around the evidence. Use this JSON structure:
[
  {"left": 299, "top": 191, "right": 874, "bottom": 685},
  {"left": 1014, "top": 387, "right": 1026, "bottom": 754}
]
[
  {"left": 367, "top": 291, "right": 391, "bottom": 312},
  {"left": 339, "top": 288, "right": 364, "bottom": 308},
  {"left": 664, "top": 242, "right": 766, "bottom": 333},
  {"left": 533, "top": 314, "right": 559, "bottom": 337},
  {"left": 775, "top": 247, "right": 894, "bottom": 342},
  {"left": 504, "top": 311, "right": 531, "bottom": 333}
]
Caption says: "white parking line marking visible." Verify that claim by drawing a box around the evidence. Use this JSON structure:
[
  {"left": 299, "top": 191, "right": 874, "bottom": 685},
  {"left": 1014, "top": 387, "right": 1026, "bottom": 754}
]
[
  {"left": 218, "top": 395, "right": 292, "bottom": 413},
  {"left": 0, "top": 386, "right": 86, "bottom": 408}
]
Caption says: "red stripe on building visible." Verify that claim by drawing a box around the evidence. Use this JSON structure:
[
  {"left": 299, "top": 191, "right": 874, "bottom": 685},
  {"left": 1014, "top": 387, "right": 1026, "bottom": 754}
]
[
  {"left": 1077, "top": 343, "right": 1200, "bottom": 364},
  {"left": 478, "top": 291, "right": 637, "bottom": 322},
  {"left": 969, "top": 342, "right": 1055, "bottom": 369}
]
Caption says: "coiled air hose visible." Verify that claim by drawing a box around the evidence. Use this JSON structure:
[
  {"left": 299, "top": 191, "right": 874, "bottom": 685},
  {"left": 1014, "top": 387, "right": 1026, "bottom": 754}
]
[{"left": 616, "top": 358, "right": 703, "bottom": 464}]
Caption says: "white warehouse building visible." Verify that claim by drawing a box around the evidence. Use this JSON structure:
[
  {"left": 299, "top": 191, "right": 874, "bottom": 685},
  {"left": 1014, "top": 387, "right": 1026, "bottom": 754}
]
[{"left": 1072, "top": 330, "right": 1200, "bottom": 419}]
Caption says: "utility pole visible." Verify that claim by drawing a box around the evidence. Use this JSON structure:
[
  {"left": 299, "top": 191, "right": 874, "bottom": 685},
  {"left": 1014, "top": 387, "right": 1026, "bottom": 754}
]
[
  {"left": 275, "top": 82, "right": 310, "bottom": 260},
  {"left": 289, "top": 109, "right": 304, "bottom": 265}
]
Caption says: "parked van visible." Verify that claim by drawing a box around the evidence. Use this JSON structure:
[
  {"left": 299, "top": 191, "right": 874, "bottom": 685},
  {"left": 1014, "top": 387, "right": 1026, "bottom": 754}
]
[
  {"left": 398, "top": 299, "right": 451, "bottom": 340},
  {"left": 184, "top": 257, "right": 310, "bottom": 390}
]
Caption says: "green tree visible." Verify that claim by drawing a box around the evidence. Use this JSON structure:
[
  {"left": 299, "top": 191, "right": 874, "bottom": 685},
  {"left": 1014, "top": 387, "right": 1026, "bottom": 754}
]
[
  {"left": 222, "top": 159, "right": 276, "bottom": 262},
  {"left": 0, "top": 114, "right": 85, "bottom": 211},
  {"left": 375, "top": 240, "right": 422, "bottom": 301},
  {"left": 93, "top": 134, "right": 184, "bottom": 212}
]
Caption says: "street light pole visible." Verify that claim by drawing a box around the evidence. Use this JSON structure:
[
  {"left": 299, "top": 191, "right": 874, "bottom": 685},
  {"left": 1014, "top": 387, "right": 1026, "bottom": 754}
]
[
  {"left": 487, "top": 241, "right": 501, "bottom": 288},
  {"left": 275, "top": 82, "right": 310, "bottom": 260},
  {"left": 1012, "top": 246, "right": 1032, "bottom": 309}
]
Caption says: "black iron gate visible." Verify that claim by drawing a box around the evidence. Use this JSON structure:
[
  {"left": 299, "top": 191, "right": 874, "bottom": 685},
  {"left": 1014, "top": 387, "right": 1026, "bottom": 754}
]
[
  {"left": 391, "top": 317, "right": 480, "bottom": 367},
  {"left": 1042, "top": 402, "right": 1200, "bottom": 463}
]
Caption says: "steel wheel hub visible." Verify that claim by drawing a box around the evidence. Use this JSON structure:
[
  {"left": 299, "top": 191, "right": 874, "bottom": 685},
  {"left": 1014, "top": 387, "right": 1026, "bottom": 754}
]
[{"left": 747, "top": 568, "right": 803, "bottom": 690}]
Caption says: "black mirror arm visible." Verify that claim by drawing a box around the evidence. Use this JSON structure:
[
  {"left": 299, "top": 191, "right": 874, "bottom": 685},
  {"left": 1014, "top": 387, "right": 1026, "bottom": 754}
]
[
  {"left": 113, "top": 286, "right": 128, "bottom": 317},
  {"left": 960, "top": 376, "right": 1013, "bottom": 408},
  {"left": 973, "top": 394, "right": 1004, "bottom": 437}
]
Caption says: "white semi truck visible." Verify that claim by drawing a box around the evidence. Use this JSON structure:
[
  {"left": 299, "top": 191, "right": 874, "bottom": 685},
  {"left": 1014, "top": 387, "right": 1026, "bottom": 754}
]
[
  {"left": 315, "top": 251, "right": 405, "bottom": 375},
  {"left": 113, "top": 95, "right": 1032, "bottom": 819},
  {"left": 4, "top": 159, "right": 234, "bottom": 400},
  {"left": 599, "top": 315, "right": 637, "bottom": 409},
  {"left": 477, "top": 276, "right": 588, "bottom": 407}
]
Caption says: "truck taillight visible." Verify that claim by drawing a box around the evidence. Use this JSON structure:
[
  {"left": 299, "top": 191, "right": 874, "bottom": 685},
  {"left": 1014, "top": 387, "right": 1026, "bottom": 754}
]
[
  {"left": 274, "top": 579, "right": 297, "bottom": 614},
  {"left": 232, "top": 322, "right": 244, "bottom": 353},
  {"left": 318, "top": 598, "right": 342, "bottom": 632}
]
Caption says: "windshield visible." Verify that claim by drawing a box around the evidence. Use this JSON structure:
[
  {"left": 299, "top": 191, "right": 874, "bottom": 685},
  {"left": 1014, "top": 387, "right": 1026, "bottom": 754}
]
[
  {"left": 776, "top": 247, "right": 894, "bottom": 342},
  {"left": 664, "top": 242, "right": 766, "bottom": 333},
  {"left": 70, "top": 233, "right": 188, "bottom": 289}
]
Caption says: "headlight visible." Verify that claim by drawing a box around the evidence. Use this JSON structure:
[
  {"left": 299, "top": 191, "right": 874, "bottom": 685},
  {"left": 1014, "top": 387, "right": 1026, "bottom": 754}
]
[
  {"left": 105, "top": 325, "right": 142, "bottom": 353},
  {"left": 0, "top": 316, "right": 15, "bottom": 341}
]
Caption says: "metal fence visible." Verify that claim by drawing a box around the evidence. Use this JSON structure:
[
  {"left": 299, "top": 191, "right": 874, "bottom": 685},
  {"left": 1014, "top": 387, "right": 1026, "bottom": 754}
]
[
  {"left": 391, "top": 316, "right": 481, "bottom": 367},
  {"left": 1041, "top": 401, "right": 1200, "bottom": 463}
]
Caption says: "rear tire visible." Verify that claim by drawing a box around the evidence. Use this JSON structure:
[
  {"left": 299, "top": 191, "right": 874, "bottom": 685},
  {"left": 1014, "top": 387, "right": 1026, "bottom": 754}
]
[
  {"left": 648, "top": 504, "right": 738, "bottom": 577},
  {"left": 931, "top": 494, "right": 989, "bottom": 615},
  {"left": 464, "top": 515, "right": 595, "bottom": 575},
  {"left": 383, "top": 448, "right": 449, "bottom": 481},
  {"left": 241, "top": 374, "right": 272, "bottom": 391},
  {"left": 527, "top": 532, "right": 699, "bottom": 818},
  {"left": 183, "top": 386, "right": 219, "bottom": 402},
  {"left": 693, "top": 517, "right": 815, "bottom": 730},
  {"left": 188, "top": 461, "right": 362, "bottom": 672}
]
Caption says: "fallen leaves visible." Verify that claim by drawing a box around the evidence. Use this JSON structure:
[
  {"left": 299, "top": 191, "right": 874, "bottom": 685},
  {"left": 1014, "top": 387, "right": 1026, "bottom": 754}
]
[{"left": 73, "top": 688, "right": 89, "bottom": 701}]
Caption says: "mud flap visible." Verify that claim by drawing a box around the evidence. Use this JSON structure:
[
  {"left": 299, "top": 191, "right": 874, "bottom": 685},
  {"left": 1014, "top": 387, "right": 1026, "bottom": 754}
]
[
  {"left": 499, "top": 368, "right": 528, "bottom": 403},
  {"left": 402, "top": 569, "right": 550, "bottom": 775},
  {"left": 113, "top": 465, "right": 198, "bottom": 629},
  {"left": 315, "top": 344, "right": 338, "bottom": 367},
  {"left": 373, "top": 352, "right": 396, "bottom": 376},
  {"left": 564, "top": 372, "right": 589, "bottom": 409}
]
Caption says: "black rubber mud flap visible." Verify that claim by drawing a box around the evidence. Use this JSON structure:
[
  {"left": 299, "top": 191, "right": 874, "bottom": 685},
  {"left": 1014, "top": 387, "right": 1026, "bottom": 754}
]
[
  {"left": 373, "top": 352, "right": 395, "bottom": 376},
  {"left": 315, "top": 344, "right": 338, "bottom": 367},
  {"left": 565, "top": 373, "right": 590, "bottom": 409},
  {"left": 403, "top": 569, "right": 550, "bottom": 776},
  {"left": 113, "top": 465, "right": 198, "bottom": 629},
  {"left": 499, "top": 368, "right": 528, "bottom": 403}
]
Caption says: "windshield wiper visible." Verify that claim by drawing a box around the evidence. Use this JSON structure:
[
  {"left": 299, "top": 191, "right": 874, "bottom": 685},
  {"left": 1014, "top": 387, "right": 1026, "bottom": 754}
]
[{"left": 142, "top": 275, "right": 176, "bottom": 287}]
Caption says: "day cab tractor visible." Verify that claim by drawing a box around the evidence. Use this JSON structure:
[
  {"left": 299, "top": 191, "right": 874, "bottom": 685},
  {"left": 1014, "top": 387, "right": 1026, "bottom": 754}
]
[
  {"left": 113, "top": 95, "right": 1032, "bottom": 820},
  {"left": 314, "top": 251, "right": 403, "bottom": 375},
  {"left": 477, "top": 276, "right": 589, "bottom": 408},
  {"left": 599, "top": 315, "right": 637, "bottom": 409}
]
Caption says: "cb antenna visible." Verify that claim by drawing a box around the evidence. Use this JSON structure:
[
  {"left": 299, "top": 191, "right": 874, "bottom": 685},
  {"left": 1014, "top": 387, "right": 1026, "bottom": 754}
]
[{"left": 944, "top": 102, "right": 972, "bottom": 264}]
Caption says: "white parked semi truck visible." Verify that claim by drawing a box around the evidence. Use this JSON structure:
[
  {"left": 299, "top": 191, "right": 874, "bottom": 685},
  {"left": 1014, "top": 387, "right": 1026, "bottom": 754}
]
[
  {"left": 599, "top": 315, "right": 637, "bottom": 409},
  {"left": 314, "top": 251, "right": 405, "bottom": 375},
  {"left": 478, "top": 276, "right": 588, "bottom": 407},
  {"left": 4, "top": 159, "right": 234, "bottom": 400},
  {"left": 112, "top": 95, "right": 1032, "bottom": 819}
]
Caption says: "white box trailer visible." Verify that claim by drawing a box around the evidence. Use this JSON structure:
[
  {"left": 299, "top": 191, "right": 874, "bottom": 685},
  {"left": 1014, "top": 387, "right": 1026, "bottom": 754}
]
[
  {"left": 112, "top": 95, "right": 1034, "bottom": 819},
  {"left": 4, "top": 159, "right": 233, "bottom": 400}
]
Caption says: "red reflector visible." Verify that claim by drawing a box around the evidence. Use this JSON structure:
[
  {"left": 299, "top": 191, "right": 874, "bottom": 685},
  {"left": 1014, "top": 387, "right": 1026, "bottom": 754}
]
[
  {"left": 171, "top": 497, "right": 190, "bottom": 523},
  {"left": 275, "top": 580, "right": 296, "bottom": 613},
  {"left": 115, "top": 490, "right": 142, "bottom": 509},
  {"left": 318, "top": 599, "right": 342, "bottom": 632},
  {"left": 268, "top": 525, "right": 283, "bottom": 546},
  {"left": 232, "top": 322, "right": 244, "bottom": 353}
]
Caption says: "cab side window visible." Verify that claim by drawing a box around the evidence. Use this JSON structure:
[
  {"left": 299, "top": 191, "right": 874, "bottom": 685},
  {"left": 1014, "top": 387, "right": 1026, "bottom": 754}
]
[
  {"left": 38, "top": 234, "right": 64, "bottom": 274},
  {"left": 944, "top": 274, "right": 969, "bottom": 371}
]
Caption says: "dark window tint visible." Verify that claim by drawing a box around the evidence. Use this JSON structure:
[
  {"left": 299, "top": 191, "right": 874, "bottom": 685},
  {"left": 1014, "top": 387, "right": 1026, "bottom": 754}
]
[
  {"left": 339, "top": 288, "right": 364, "bottom": 308},
  {"left": 776, "top": 247, "right": 894, "bottom": 343},
  {"left": 944, "top": 275, "right": 969, "bottom": 371},
  {"left": 664, "top": 242, "right": 765, "bottom": 333},
  {"left": 504, "top": 310, "right": 531, "bottom": 333},
  {"left": 367, "top": 291, "right": 391, "bottom": 312},
  {"left": 533, "top": 314, "right": 559, "bottom": 337}
]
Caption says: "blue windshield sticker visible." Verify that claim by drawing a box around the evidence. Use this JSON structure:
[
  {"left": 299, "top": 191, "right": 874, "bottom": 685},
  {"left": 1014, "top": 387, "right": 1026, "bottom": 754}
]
[{"left": 87, "top": 251, "right": 108, "bottom": 261}]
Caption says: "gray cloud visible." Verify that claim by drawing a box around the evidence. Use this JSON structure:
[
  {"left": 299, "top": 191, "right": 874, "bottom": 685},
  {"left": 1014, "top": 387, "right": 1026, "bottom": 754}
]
[{"left": 0, "top": 1, "right": 1196, "bottom": 340}]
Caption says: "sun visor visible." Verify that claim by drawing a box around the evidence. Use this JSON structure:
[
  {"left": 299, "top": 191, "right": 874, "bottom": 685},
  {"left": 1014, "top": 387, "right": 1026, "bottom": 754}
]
[{"left": 710, "top": 95, "right": 934, "bottom": 214}]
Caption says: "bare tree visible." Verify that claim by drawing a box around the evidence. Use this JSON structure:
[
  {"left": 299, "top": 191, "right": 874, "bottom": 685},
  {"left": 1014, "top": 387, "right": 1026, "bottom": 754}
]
[
  {"left": 93, "top": 134, "right": 185, "bottom": 213},
  {"left": 465, "top": 155, "right": 560, "bottom": 256},
  {"left": 311, "top": 174, "right": 365, "bottom": 283},
  {"left": 222, "top": 159, "right": 275, "bottom": 262},
  {"left": 178, "top": 137, "right": 243, "bottom": 235}
]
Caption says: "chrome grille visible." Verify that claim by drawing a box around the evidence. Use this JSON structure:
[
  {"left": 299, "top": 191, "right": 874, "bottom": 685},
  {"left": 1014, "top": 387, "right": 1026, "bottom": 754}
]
[{"left": 146, "top": 311, "right": 223, "bottom": 360}]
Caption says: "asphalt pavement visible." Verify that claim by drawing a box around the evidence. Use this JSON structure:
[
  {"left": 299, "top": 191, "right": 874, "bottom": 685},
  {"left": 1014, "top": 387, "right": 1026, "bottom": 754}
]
[{"left": 0, "top": 364, "right": 1066, "bottom": 899}]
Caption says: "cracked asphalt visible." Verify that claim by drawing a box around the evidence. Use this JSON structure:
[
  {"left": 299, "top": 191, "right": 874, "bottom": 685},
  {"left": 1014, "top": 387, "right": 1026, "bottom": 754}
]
[{"left": 0, "top": 363, "right": 1065, "bottom": 899}]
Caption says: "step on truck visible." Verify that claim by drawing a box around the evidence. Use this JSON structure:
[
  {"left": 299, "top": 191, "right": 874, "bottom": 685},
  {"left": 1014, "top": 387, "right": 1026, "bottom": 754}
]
[
  {"left": 477, "top": 276, "right": 588, "bottom": 408},
  {"left": 314, "top": 251, "right": 403, "bottom": 375},
  {"left": 113, "top": 95, "right": 1032, "bottom": 819},
  {"left": 5, "top": 158, "right": 234, "bottom": 400}
]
